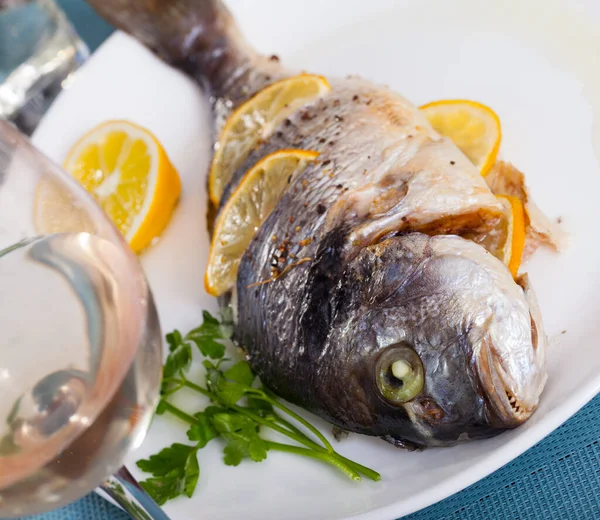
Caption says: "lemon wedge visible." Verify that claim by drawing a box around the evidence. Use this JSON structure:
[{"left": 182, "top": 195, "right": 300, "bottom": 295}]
[
  {"left": 35, "top": 120, "right": 181, "bottom": 253},
  {"left": 209, "top": 74, "right": 330, "bottom": 205},
  {"left": 420, "top": 99, "right": 501, "bottom": 176},
  {"left": 205, "top": 149, "right": 319, "bottom": 296},
  {"left": 496, "top": 195, "right": 526, "bottom": 277}
]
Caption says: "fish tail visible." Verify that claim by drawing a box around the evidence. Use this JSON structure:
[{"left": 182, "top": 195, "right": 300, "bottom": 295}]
[{"left": 86, "top": 0, "right": 254, "bottom": 93}]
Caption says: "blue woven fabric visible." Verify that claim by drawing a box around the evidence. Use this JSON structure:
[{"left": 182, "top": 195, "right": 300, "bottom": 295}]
[
  {"left": 19, "top": 2, "right": 600, "bottom": 519},
  {"left": 57, "top": 0, "right": 113, "bottom": 53},
  {"left": 24, "top": 394, "right": 600, "bottom": 520}
]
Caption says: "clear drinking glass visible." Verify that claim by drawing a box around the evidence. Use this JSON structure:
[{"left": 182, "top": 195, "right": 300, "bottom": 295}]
[
  {"left": 0, "top": 122, "right": 165, "bottom": 518},
  {"left": 0, "top": 0, "right": 89, "bottom": 135}
]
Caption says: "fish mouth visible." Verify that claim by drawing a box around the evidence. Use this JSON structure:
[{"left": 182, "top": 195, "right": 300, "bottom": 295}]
[{"left": 477, "top": 337, "right": 537, "bottom": 428}]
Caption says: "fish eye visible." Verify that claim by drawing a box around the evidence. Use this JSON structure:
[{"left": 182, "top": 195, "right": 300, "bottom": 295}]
[{"left": 375, "top": 343, "right": 424, "bottom": 405}]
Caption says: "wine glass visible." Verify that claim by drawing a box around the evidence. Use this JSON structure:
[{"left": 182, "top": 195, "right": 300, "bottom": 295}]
[{"left": 0, "top": 121, "right": 167, "bottom": 519}]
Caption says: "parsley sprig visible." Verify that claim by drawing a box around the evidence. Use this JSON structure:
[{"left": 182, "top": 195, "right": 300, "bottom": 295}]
[{"left": 137, "top": 311, "right": 380, "bottom": 505}]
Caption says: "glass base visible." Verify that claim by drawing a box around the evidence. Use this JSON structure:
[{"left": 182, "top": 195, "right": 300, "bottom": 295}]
[
  {"left": 0, "top": 0, "right": 89, "bottom": 135},
  {"left": 7, "top": 66, "right": 80, "bottom": 136}
]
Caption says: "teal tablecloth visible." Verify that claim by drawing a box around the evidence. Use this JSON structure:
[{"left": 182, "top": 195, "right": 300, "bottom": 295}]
[{"left": 23, "top": 2, "right": 600, "bottom": 519}]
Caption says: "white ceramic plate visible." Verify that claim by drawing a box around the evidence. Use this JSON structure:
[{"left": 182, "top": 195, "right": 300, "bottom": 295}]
[{"left": 32, "top": 0, "right": 600, "bottom": 518}]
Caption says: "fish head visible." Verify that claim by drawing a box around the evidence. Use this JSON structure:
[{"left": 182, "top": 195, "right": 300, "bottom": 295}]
[{"left": 329, "top": 233, "right": 547, "bottom": 447}]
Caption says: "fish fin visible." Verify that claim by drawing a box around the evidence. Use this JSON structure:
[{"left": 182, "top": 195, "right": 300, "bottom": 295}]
[{"left": 86, "top": 0, "right": 253, "bottom": 91}]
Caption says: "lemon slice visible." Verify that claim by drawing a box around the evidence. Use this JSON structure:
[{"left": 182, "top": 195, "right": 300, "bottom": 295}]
[
  {"left": 497, "top": 195, "right": 526, "bottom": 277},
  {"left": 468, "top": 195, "right": 526, "bottom": 277},
  {"left": 205, "top": 149, "right": 319, "bottom": 296},
  {"left": 35, "top": 120, "right": 181, "bottom": 253},
  {"left": 420, "top": 100, "right": 501, "bottom": 176},
  {"left": 209, "top": 74, "right": 330, "bottom": 205}
]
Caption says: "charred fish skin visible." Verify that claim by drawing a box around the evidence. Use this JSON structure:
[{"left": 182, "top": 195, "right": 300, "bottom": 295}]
[{"left": 87, "top": 0, "right": 548, "bottom": 447}]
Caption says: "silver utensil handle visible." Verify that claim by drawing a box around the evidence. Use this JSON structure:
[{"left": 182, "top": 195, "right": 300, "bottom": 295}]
[{"left": 100, "top": 466, "right": 171, "bottom": 520}]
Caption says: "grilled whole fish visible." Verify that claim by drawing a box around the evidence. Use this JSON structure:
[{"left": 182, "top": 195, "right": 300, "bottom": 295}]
[{"left": 89, "top": 0, "right": 548, "bottom": 447}]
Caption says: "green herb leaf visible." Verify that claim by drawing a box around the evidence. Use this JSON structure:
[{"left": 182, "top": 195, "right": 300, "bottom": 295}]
[
  {"left": 222, "top": 437, "right": 251, "bottom": 466},
  {"left": 137, "top": 443, "right": 194, "bottom": 477},
  {"left": 155, "top": 399, "right": 168, "bottom": 416},
  {"left": 137, "top": 444, "right": 200, "bottom": 503},
  {"left": 184, "top": 450, "right": 200, "bottom": 498},
  {"left": 246, "top": 397, "right": 276, "bottom": 420},
  {"left": 186, "top": 416, "right": 216, "bottom": 447},
  {"left": 162, "top": 334, "right": 192, "bottom": 394},
  {"left": 185, "top": 311, "right": 231, "bottom": 359},
  {"left": 186, "top": 406, "right": 226, "bottom": 447},
  {"left": 202, "top": 311, "right": 232, "bottom": 339},
  {"left": 217, "top": 381, "right": 247, "bottom": 406},
  {"left": 203, "top": 360, "right": 223, "bottom": 394},
  {"left": 211, "top": 412, "right": 253, "bottom": 434},
  {"left": 202, "top": 360, "right": 249, "bottom": 406},
  {"left": 222, "top": 431, "right": 268, "bottom": 465},
  {"left": 212, "top": 413, "right": 268, "bottom": 465},
  {"left": 166, "top": 330, "right": 183, "bottom": 352},
  {"left": 224, "top": 361, "right": 255, "bottom": 387},
  {"left": 140, "top": 472, "right": 183, "bottom": 506},
  {"left": 247, "top": 437, "right": 268, "bottom": 462},
  {"left": 187, "top": 335, "right": 226, "bottom": 360}
]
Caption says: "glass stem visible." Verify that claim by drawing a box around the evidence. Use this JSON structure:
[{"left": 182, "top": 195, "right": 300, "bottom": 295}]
[{"left": 100, "top": 466, "right": 172, "bottom": 520}]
